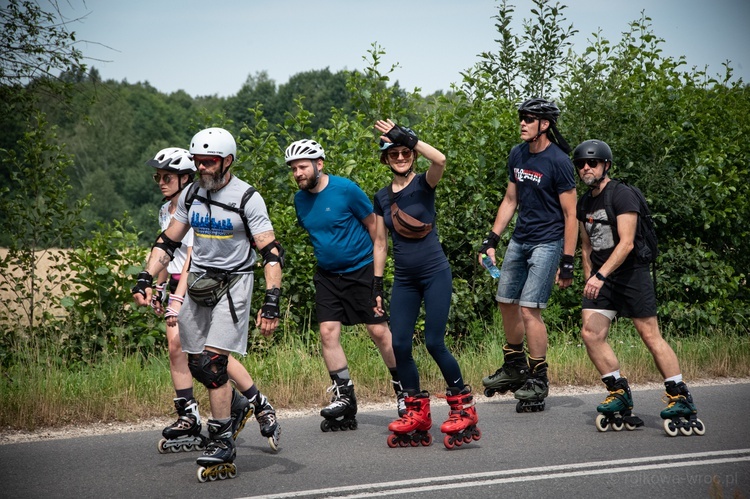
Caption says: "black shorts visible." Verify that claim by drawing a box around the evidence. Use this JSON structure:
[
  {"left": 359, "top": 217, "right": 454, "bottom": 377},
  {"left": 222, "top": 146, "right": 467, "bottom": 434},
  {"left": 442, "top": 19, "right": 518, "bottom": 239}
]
[
  {"left": 314, "top": 262, "right": 388, "bottom": 326},
  {"left": 582, "top": 266, "right": 657, "bottom": 318}
]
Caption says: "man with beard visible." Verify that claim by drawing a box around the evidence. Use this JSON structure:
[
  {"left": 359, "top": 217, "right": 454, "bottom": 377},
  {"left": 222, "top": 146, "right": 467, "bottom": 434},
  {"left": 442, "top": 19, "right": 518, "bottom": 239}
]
[
  {"left": 132, "top": 127, "right": 283, "bottom": 481},
  {"left": 574, "top": 139, "right": 703, "bottom": 436},
  {"left": 285, "top": 139, "right": 402, "bottom": 432}
]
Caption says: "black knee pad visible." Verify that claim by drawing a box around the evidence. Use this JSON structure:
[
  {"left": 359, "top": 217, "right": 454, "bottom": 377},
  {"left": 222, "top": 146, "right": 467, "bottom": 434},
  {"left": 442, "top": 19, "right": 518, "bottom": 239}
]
[{"left": 188, "top": 351, "right": 229, "bottom": 389}]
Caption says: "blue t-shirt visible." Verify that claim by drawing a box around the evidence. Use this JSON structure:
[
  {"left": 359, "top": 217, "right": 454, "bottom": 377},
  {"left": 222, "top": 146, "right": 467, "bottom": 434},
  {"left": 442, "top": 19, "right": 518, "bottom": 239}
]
[
  {"left": 507, "top": 141, "right": 576, "bottom": 244},
  {"left": 374, "top": 173, "right": 450, "bottom": 277},
  {"left": 294, "top": 175, "right": 374, "bottom": 273}
]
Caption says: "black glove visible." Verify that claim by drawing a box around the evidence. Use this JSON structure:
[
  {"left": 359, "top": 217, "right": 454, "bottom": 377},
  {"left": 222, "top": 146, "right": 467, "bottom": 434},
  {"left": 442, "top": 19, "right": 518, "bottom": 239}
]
[
  {"left": 260, "top": 287, "right": 281, "bottom": 319},
  {"left": 131, "top": 271, "right": 153, "bottom": 298},
  {"left": 385, "top": 125, "right": 418, "bottom": 149},
  {"left": 559, "top": 254, "right": 575, "bottom": 280},
  {"left": 371, "top": 276, "right": 385, "bottom": 307},
  {"left": 479, "top": 231, "right": 500, "bottom": 254}
]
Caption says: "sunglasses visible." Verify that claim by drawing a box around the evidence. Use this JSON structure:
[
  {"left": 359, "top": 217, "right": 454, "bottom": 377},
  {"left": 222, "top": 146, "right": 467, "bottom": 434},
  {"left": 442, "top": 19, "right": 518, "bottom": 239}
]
[
  {"left": 519, "top": 115, "right": 539, "bottom": 124},
  {"left": 152, "top": 173, "right": 175, "bottom": 183},
  {"left": 193, "top": 157, "right": 221, "bottom": 167},
  {"left": 574, "top": 158, "right": 601, "bottom": 169},
  {"left": 387, "top": 149, "right": 413, "bottom": 160}
]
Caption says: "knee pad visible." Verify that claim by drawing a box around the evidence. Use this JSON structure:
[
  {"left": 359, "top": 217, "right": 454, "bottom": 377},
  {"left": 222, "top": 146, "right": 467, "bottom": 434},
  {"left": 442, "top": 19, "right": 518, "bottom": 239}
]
[{"left": 188, "top": 351, "right": 229, "bottom": 389}]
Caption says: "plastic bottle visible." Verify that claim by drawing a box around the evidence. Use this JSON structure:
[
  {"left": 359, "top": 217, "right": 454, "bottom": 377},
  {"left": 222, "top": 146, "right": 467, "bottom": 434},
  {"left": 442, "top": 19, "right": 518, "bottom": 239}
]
[{"left": 481, "top": 254, "right": 501, "bottom": 279}]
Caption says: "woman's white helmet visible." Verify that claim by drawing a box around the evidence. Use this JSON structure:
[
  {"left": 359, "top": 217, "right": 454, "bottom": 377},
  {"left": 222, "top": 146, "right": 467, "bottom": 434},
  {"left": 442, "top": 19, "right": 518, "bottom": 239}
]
[
  {"left": 285, "top": 139, "right": 326, "bottom": 165},
  {"left": 189, "top": 127, "right": 236, "bottom": 159},
  {"left": 146, "top": 147, "right": 196, "bottom": 173}
]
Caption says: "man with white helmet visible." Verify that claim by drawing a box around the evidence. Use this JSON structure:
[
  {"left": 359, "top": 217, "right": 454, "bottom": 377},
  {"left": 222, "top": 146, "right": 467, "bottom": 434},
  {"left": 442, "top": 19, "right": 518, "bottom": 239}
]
[
  {"left": 286, "top": 139, "right": 402, "bottom": 432},
  {"left": 133, "top": 127, "right": 283, "bottom": 481}
]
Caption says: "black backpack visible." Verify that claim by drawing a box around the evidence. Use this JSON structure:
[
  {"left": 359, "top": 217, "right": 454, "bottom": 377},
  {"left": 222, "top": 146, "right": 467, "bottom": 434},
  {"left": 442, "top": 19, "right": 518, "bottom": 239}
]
[{"left": 578, "top": 179, "right": 658, "bottom": 286}]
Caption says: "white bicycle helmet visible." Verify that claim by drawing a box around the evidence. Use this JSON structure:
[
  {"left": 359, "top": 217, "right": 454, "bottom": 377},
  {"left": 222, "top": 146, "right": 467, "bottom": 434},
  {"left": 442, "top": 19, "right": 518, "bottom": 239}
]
[
  {"left": 285, "top": 139, "right": 326, "bottom": 165},
  {"left": 146, "top": 147, "right": 196, "bottom": 173},
  {"left": 189, "top": 127, "right": 236, "bottom": 159}
]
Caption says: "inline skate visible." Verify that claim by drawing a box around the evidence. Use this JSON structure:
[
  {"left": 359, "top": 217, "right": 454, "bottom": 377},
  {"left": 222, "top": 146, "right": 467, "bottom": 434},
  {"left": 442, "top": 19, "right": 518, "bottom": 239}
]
[
  {"left": 196, "top": 419, "right": 237, "bottom": 482},
  {"left": 660, "top": 381, "right": 705, "bottom": 437},
  {"left": 230, "top": 388, "right": 253, "bottom": 440},
  {"left": 482, "top": 346, "right": 528, "bottom": 397},
  {"left": 251, "top": 392, "right": 281, "bottom": 451},
  {"left": 387, "top": 390, "right": 432, "bottom": 447},
  {"left": 595, "top": 376, "right": 644, "bottom": 432},
  {"left": 441, "top": 386, "right": 481, "bottom": 449},
  {"left": 157, "top": 397, "right": 206, "bottom": 453},
  {"left": 514, "top": 359, "right": 548, "bottom": 412},
  {"left": 320, "top": 380, "right": 358, "bottom": 431}
]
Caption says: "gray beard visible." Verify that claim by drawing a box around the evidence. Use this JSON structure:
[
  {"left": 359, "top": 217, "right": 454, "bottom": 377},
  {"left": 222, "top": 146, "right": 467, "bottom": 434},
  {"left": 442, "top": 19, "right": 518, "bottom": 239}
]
[{"left": 198, "top": 171, "right": 225, "bottom": 191}]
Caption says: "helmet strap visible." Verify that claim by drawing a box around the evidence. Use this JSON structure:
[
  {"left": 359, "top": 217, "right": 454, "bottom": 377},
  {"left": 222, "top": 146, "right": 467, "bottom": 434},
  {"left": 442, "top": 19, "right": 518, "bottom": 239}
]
[{"left": 308, "top": 159, "right": 321, "bottom": 189}]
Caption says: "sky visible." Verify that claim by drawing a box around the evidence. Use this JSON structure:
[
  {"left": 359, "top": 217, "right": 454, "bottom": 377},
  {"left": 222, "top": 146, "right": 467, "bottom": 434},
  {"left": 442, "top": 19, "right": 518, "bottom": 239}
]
[{"left": 57, "top": 0, "right": 750, "bottom": 98}]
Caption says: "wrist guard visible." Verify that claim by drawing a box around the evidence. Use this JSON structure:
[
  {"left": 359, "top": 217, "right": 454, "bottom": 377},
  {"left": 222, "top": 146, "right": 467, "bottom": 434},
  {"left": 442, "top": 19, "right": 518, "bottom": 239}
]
[
  {"left": 385, "top": 125, "right": 418, "bottom": 149},
  {"left": 131, "top": 271, "right": 153, "bottom": 298},
  {"left": 480, "top": 231, "right": 500, "bottom": 254},
  {"left": 371, "top": 276, "right": 385, "bottom": 307},
  {"left": 151, "top": 282, "right": 166, "bottom": 310},
  {"left": 559, "top": 254, "right": 575, "bottom": 280},
  {"left": 260, "top": 287, "right": 281, "bottom": 319}
]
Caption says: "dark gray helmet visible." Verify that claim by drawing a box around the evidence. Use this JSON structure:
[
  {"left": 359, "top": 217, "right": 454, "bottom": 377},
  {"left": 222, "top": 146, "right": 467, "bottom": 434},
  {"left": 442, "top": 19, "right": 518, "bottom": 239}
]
[
  {"left": 572, "top": 139, "right": 613, "bottom": 164},
  {"left": 518, "top": 97, "right": 561, "bottom": 124}
]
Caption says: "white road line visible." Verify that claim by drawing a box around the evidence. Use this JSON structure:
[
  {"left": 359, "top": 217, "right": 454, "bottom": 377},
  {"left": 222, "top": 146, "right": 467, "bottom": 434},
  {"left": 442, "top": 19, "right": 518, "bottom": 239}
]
[{"left": 247, "top": 448, "right": 750, "bottom": 499}]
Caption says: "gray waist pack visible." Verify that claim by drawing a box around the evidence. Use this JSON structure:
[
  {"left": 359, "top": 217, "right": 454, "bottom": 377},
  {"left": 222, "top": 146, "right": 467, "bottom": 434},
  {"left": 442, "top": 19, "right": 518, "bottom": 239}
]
[{"left": 187, "top": 270, "right": 242, "bottom": 308}]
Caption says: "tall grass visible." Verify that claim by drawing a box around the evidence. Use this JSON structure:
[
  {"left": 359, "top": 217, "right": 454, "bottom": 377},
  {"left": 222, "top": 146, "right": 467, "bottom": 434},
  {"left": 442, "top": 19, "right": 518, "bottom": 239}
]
[{"left": 2, "top": 316, "right": 749, "bottom": 430}]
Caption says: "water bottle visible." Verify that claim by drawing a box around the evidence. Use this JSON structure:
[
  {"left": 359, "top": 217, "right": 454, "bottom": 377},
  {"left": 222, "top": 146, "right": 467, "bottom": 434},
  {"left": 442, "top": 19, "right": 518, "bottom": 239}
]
[{"left": 481, "top": 254, "right": 501, "bottom": 279}]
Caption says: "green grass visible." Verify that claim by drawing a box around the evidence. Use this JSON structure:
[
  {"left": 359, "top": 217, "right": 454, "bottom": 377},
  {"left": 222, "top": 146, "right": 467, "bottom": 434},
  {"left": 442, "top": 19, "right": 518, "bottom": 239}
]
[{"left": 1, "top": 320, "right": 749, "bottom": 430}]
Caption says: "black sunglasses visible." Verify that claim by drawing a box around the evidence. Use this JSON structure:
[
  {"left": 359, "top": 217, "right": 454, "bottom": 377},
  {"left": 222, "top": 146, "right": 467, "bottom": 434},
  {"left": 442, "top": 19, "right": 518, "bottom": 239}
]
[
  {"left": 519, "top": 115, "right": 539, "bottom": 124},
  {"left": 574, "top": 158, "right": 601, "bottom": 169}
]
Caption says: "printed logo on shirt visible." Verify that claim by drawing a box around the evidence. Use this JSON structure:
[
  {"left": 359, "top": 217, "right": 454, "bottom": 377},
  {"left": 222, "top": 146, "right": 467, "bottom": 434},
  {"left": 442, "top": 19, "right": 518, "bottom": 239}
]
[
  {"left": 190, "top": 211, "right": 234, "bottom": 239},
  {"left": 514, "top": 168, "right": 543, "bottom": 185}
]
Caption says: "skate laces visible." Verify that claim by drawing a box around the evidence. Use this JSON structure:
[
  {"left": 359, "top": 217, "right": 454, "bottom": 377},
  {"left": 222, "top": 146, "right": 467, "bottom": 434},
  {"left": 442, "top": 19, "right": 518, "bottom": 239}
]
[
  {"left": 256, "top": 409, "right": 276, "bottom": 426},
  {"left": 662, "top": 393, "right": 684, "bottom": 408},
  {"left": 602, "top": 389, "right": 626, "bottom": 405}
]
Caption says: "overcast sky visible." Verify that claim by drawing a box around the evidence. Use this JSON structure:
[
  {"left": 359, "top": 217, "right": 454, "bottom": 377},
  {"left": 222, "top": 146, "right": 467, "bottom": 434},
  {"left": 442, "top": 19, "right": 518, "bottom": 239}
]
[{"left": 58, "top": 0, "right": 750, "bottom": 98}]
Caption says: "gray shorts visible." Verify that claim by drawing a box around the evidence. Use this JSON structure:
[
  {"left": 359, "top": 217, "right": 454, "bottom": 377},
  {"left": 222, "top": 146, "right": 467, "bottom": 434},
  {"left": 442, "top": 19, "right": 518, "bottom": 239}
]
[{"left": 178, "top": 273, "right": 254, "bottom": 355}]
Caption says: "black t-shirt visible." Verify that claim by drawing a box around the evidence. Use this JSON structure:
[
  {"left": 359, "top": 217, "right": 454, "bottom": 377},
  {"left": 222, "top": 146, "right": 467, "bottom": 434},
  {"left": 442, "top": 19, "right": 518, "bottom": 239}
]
[{"left": 577, "top": 181, "right": 646, "bottom": 274}]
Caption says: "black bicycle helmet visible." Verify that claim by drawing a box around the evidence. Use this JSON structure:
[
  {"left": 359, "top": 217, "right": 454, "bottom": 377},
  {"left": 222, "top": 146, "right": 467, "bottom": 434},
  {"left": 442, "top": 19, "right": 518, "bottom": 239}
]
[
  {"left": 518, "top": 97, "right": 561, "bottom": 124},
  {"left": 572, "top": 140, "right": 613, "bottom": 164}
]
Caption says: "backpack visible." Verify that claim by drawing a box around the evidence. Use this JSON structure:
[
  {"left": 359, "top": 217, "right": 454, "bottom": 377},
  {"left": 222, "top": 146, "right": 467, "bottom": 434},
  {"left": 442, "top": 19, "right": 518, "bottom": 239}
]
[{"left": 577, "top": 179, "right": 659, "bottom": 287}]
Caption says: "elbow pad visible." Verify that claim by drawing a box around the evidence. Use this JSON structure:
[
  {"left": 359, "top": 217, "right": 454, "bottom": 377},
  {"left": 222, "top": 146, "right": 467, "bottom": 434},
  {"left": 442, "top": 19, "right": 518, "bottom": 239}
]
[
  {"left": 260, "top": 240, "right": 285, "bottom": 268},
  {"left": 152, "top": 231, "right": 181, "bottom": 261}
]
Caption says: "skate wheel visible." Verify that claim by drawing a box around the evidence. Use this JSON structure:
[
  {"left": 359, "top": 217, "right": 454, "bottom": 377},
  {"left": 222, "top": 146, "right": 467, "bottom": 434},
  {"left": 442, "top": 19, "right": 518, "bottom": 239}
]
[
  {"left": 320, "top": 420, "right": 332, "bottom": 432},
  {"left": 463, "top": 433, "right": 473, "bottom": 444},
  {"left": 227, "top": 465, "right": 237, "bottom": 479},
  {"left": 679, "top": 425, "right": 693, "bottom": 436},
  {"left": 625, "top": 422, "right": 638, "bottom": 431},
  {"left": 483, "top": 388, "right": 494, "bottom": 397},
  {"left": 515, "top": 401, "right": 523, "bottom": 413},
  {"left": 472, "top": 427, "right": 482, "bottom": 441},
  {"left": 398, "top": 438, "right": 409, "bottom": 447},
  {"left": 611, "top": 420, "right": 624, "bottom": 432},
  {"left": 268, "top": 436, "right": 279, "bottom": 452},
  {"left": 443, "top": 434, "right": 455, "bottom": 450},
  {"left": 349, "top": 420, "right": 358, "bottom": 430},
  {"left": 219, "top": 469, "right": 228, "bottom": 480},
  {"left": 157, "top": 438, "right": 168, "bottom": 454},
  {"left": 423, "top": 433, "right": 433, "bottom": 446},
  {"left": 409, "top": 438, "right": 420, "bottom": 447},
  {"left": 595, "top": 414, "right": 609, "bottom": 432},
  {"left": 663, "top": 418, "right": 679, "bottom": 437},
  {"left": 197, "top": 467, "right": 208, "bottom": 483},
  {"left": 693, "top": 419, "right": 706, "bottom": 436},
  {"left": 387, "top": 434, "right": 399, "bottom": 448},
  {"left": 183, "top": 443, "right": 194, "bottom": 452}
]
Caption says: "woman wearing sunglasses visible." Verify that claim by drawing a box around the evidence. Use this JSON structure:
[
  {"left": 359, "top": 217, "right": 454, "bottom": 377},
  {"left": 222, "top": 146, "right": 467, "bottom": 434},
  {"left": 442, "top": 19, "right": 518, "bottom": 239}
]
[
  {"left": 372, "top": 119, "right": 481, "bottom": 450},
  {"left": 478, "top": 97, "right": 578, "bottom": 414},
  {"left": 146, "top": 147, "right": 203, "bottom": 451}
]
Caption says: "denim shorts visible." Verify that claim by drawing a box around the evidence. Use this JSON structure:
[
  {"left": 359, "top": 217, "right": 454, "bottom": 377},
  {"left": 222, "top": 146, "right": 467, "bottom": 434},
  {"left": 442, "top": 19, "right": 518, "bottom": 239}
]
[{"left": 495, "top": 238, "right": 563, "bottom": 309}]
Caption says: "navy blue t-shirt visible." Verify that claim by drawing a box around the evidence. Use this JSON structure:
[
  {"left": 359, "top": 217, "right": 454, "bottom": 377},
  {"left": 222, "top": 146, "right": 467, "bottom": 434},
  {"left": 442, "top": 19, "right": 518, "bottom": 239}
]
[
  {"left": 294, "top": 175, "right": 374, "bottom": 273},
  {"left": 507, "top": 142, "right": 576, "bottom": 244},
  {"left": 374, "top": 173, "right": 450, "bottom": 277}
]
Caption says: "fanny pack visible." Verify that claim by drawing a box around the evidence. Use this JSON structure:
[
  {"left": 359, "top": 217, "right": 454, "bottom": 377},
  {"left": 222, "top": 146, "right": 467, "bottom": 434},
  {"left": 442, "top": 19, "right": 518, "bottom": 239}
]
[
  {"left": 187, "top": 270, "right": 242, "bottom": 308},
  {"left": 391, "top": 202, "right": 432, "bottom": 238},
  {"left": 388, "top": 185, "right": 432, "bottom": 239}
]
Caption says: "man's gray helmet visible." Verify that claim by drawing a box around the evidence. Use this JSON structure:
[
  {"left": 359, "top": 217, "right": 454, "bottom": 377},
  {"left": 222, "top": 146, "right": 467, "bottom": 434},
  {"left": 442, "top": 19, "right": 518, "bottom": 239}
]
[{"left": 573, "top": 140, "right": 613, "bottom": 164}]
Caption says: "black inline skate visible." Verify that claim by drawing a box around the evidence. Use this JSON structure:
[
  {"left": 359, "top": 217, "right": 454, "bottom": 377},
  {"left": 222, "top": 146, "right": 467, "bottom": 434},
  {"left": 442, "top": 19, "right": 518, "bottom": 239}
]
[
  {"left": 196, "top": 419, "right": 237, "bottom": 483},
  {"left": 514, "top": 359, "right": 548, "bottom": 412},
  {"left": 158, "top": 397, "right": 206, "bottom": 453},
  {"left": 660, "top": 381, "right": 705, "bottom": 437},
  {"left": 320, "top": 380, "right": 358, "bottom": 432},
  {"left": 251, "top": 392, "right": 281, "bottom": 451},
  {"left": 230, "top": 388, "right": 253, "bottom": 440},
  {"left": 482, "top": 346, "right": 529, "bottom": 397},
  {"left": 595, "top": 376, "right": 644, "bottom": 432}
]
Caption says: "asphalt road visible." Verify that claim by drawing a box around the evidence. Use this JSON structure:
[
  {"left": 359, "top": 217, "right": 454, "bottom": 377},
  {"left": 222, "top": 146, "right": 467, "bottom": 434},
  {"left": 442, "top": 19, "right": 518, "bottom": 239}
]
[{"left": 1, "top": 383, "right": 748, "bottom": 499}]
